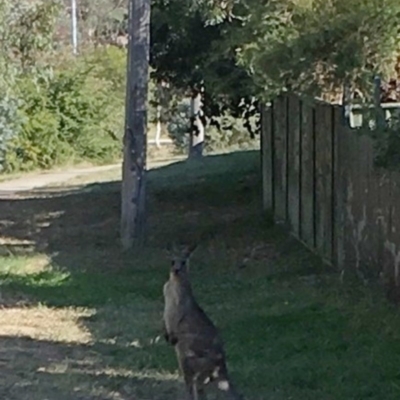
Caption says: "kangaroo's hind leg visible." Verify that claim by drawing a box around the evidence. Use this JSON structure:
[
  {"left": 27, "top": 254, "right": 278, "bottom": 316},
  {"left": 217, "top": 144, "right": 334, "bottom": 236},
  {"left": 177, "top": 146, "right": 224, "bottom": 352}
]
[
  {"left": 180, "top": 357, "right": 198, "bottom": 400},
  {"left": 195, "top": 379, "right": 207, "bottom": 400},
  {"left": 183, "top": 375, "right": 195, "bottom": 400},
  {"left": 183, "top": 378, "right": 207, "bottom": 400},
  {"left": 191, "top": 373, "right": 208, "bottom": 400}
]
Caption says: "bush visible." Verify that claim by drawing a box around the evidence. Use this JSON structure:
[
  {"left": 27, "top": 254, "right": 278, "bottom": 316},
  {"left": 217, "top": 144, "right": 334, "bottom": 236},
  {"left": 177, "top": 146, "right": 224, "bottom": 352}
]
[
  {"left": 3, "top": 48, "right": 126, "bottom": 172},
  {"left": 82, "top": 46, "right": 127, "bottom": 95},
  {"left": 237, "top": 0, "right": 400, "bottom": 99},
  {"left": 0, "top": 89, "right": 22, "bottom": 171},
  {"left": 0, "top": 1, "right": 128, "bottom": 173},
  {"left": 167, "top": 98, "right": 191, "bottom": 151},
  {"left": 167, "top": 98, "right": 258, "bottom": 153}
]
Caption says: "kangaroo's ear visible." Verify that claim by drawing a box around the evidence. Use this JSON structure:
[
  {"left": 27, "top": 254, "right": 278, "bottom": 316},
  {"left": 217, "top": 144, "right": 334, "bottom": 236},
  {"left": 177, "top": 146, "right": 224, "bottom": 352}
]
[
  {"left": 183, "top": 243, "right": 198, "bottom": 260},
  {"left": 165, "top": 242, "right": 178, "bottom": 258}
]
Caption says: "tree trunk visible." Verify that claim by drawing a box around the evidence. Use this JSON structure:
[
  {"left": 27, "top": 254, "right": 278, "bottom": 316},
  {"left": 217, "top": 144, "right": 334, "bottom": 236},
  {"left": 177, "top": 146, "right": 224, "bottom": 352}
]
[
  {"left": 121, "top": 0, "right": 150, "bottom": 249},
  {"left": 189, "top": 88, "right": 205, "bottom": 158}
]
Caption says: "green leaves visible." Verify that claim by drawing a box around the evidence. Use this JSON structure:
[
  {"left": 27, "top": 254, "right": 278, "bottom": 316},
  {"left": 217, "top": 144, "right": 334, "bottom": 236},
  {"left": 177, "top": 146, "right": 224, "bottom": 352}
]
[
  {"left": 3, "top": 0, "right": 61, "bottom": 71},
  {"left": 237, "top": 0, "right": 400, "bottom": 98},
  {"left": 150, "top": 0, "right": 259, "bottom": 138},
  {"left": 9, "top": 53, "right": 124, "bottom": 171}
]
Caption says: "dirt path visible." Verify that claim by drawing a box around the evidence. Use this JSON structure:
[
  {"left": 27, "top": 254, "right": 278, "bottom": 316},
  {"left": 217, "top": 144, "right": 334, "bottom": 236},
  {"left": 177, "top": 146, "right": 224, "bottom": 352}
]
[
  {"left": 0, "top": 164, "right": 120, "bottom": 195},
  {"left": 0, "top": 157, "right": 185, "bottom": 199}
]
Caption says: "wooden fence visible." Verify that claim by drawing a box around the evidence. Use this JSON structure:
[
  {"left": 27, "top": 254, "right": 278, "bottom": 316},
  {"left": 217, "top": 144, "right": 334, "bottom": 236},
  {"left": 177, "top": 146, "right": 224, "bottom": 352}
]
[{"left": 261, "top": 93, "right": 400, "bottom": 299}]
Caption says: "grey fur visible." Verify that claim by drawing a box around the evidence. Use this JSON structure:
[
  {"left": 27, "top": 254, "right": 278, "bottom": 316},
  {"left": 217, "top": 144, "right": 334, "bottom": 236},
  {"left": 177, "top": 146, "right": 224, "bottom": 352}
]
[{"left": 163, "top": 245, "right": 243, "bottom": 400}]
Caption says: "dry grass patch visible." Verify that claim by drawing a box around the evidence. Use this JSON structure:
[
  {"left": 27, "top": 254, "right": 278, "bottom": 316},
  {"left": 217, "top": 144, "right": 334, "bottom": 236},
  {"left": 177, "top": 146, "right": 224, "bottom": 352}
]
[
  {"left": 1, "top": 253, "right": 50, "bottom": 274},
  {"left": 0, "top": 306, "right": 94, "bottom": 344}
]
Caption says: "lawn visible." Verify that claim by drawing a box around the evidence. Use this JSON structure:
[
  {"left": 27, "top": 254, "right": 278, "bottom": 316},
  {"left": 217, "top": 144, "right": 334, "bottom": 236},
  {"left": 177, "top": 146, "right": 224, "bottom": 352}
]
[{"left": 1, "top": 150, "right": 400, "bottom": 400}]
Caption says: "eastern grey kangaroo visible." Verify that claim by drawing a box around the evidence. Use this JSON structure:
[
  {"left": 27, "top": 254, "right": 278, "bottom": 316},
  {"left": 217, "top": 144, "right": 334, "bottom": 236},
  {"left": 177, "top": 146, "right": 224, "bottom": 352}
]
[{"left": 163, "top": 244, "right": 243, "bottom": 400}]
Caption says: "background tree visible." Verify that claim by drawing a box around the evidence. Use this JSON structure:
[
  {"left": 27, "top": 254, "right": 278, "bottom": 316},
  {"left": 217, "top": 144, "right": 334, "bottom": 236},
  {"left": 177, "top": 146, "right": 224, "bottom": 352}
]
[
  {"left": 150, "top": 0, "right": 260, "bottom": 155},
  {"left": 235, "top": 0, "right": 400, "bottom": 101}
]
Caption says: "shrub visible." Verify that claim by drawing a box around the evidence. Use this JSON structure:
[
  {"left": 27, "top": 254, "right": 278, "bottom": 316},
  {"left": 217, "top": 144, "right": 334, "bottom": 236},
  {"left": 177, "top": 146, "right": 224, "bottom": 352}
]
[
  {"left": 0, "top": 2, "right": 126, "bottom": 173},
  {"left": 0, "top": 87, "right": 22, "bottom": 171},
  {"left": 3, "top": 54, "right": 124, "bottom": 172},
  {"left": 167, "top": 98, "right": 258, "bottom": 153}
]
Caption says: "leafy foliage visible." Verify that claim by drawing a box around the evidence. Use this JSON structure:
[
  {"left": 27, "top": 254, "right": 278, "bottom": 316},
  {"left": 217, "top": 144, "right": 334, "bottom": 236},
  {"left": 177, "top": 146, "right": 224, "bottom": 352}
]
[
  {"left": 4, "top": 57, "right": 123, "bottom": 171},
  {"left": 150, "top": 0, "right": 260, "bottom": 139},
  {"left": 3, "top": 0, "right": 400, "bottom": 170},
  {"left": 166, "top": 97, "right": 258, "bottom": 152},
  {"left": 167, "top": 98, "right": 191, "bottom": 151},
  {"left": 6, "top": 0, "right": 61, "bottom": 71},
  {"left": 150, "top": 0, "right": 400, "bottom": 162},
  {"left": 0, "top": 92, "right": 22, "bottom": 171},
  {"left": 152, "top": 0, "right": 400, "bottom": 103},
  {"left": 236, "top": 0, "right": 400, "bottom": 99},
  {"left": 365, "top": 112, "right": 400, "bottom": 170},
  {"left": 0, "top": 1, "right": 127, "bottom": 172},
  {"left": 75, "top": 0, "right": 128, "bottom": 42}
]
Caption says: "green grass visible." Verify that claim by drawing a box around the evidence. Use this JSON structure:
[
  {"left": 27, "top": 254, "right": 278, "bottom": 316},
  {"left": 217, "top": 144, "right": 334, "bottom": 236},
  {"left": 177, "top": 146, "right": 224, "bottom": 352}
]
[{"left": 1, "top": 150, "right": 400, "bottom": 399}]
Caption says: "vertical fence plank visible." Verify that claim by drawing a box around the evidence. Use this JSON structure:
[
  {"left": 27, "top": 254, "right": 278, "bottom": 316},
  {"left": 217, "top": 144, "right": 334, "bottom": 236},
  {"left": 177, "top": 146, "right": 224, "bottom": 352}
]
[
  {"left": 261, "top": 103, "right": 274, "bottom": 211},
  {"left": 341, "top": 126, "right": 357, "bottom": 269},
  {"left": 365, "top": 140, "right": 382, "bottom": 274},
  {"left": 379, "top": 172, "right": 395, "bottom": 294},
  {"left": 361, "top": 135, "right": 379, "bottom": 275},
  {"left": 287, "top": 95, "right": 301, "bottom": 236},
  {"left": 273, "top": 96, "right": 288, "bottom": 222},
  {"left": 333, "top": 106, "right": 344, "bottom": 269},
  {"left": 315, "top": 103, "right": 333, "bottom": 261},
  {"left": 300, "top": 100, "right": 315, "bottom": 247},
  {"left": 386, "top": 174, "right": 400, "bottom": 301},
  {"left": 343, "top": 132, "right": 375, "bottom": 274}
]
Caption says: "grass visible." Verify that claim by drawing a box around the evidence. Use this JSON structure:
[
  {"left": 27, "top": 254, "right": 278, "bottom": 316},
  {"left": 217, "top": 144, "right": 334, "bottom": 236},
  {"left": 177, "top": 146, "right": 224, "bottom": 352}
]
[{"left": 1, "top": 150, "right": 400, "bottom": 399}]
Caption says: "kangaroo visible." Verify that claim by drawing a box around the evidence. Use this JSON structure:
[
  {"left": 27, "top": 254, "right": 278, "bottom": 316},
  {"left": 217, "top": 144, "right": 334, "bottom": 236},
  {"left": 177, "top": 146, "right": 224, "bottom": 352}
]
[{"left": 163, "top": 244, "right": 243, "bottom": 400}]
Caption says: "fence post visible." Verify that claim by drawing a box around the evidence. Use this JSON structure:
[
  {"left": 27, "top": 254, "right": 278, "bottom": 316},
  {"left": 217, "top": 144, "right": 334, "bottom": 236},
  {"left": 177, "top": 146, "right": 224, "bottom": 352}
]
[{"left": 261, "top": 102, "right": 274, "bottom": 211}]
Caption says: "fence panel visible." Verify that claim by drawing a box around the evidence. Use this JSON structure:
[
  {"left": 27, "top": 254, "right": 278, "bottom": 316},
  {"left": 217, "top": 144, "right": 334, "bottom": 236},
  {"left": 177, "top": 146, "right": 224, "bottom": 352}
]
[
  {"left": 333, "top": 106, "right": 345, "bottom": 268},
  {"left": 261, "top": 93, "right": 400, "bottom": 300},
  {"left": 273, "top": 96, "right": 288, "bottom": 222},
  {"left": 315, "top": 103, "right": 333, "bottom": 260},
  {"left": 385, "top": 174, "right": 400, "bottom": 301},
  {"left": 340, "top": 132, "right": 394, "bottom": 282},
  {"left": 287, "top": 95, "right": 301, "bottom": 236},
  {"left": 300, "top": 100, "right": 315, "bottom": 247}
]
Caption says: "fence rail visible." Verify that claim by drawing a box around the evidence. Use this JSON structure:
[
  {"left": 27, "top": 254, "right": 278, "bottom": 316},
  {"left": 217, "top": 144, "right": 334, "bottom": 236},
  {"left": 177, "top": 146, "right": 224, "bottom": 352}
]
[{"left": 261, "top": 94, "right": 400, "bottom": 300}]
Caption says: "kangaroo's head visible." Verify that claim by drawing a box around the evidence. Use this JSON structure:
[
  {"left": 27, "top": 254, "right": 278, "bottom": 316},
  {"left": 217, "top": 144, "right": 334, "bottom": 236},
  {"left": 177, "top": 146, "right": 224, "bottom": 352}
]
[{"left": 167, "top": 243, "right": 197, "bottom": 280}]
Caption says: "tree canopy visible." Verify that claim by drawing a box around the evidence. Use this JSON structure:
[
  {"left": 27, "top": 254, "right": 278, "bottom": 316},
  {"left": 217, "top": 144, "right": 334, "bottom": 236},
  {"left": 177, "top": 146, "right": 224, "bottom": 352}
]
[{"left": 151, "top": 0, "right": 400, "bottom": 104}]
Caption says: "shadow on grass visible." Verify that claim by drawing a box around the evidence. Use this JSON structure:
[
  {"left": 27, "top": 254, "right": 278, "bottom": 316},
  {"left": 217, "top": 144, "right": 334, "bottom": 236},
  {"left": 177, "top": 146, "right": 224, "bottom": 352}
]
[
  {"left": 0, "top": 150, "right": 283, "bottom": 398},
  {"left": 0, "top": 151, "right": 274, "bottom": 305},
  {"left": 0, "top": 335, "right": 180, "bottom": 400},
  {"left": 6, "top": 150, "right": 398, "bottom": 400}
]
